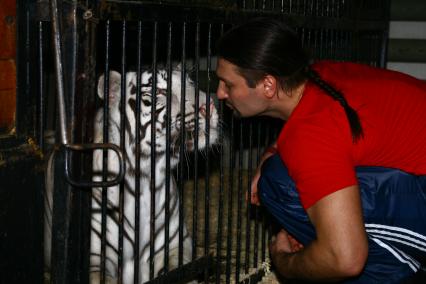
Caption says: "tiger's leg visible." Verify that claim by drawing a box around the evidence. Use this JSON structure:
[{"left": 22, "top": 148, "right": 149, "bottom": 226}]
[
  {"left": 90, "top": 189, "right": 121, "bottom": 284},
  {"left": 165, "top": 229, "right": 194, "bottom": 267},
  {"left": 89, "top": 226, "right": 119, "bottom": 284},
  {"left": 150, "top": 225, "right": 195, "bottom": 283}
]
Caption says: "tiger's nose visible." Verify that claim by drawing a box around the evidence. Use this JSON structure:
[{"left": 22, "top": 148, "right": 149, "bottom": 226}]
[{"left": 200, "top": 99, "right": 215, "bottom": 118}]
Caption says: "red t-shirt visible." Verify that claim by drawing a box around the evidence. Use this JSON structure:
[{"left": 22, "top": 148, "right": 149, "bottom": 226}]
[{"left": 277, "top": 61, "right": 426, "bottom": 209}]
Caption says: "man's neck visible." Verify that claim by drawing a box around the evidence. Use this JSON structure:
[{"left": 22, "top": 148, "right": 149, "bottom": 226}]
[{"left": 269, "top": 82, "right": 306, "bottom": 120}]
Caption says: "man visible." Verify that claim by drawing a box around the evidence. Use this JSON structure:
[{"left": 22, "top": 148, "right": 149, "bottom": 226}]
[{"left": 215, "top": 18, "right": 426, "bottom": 283}]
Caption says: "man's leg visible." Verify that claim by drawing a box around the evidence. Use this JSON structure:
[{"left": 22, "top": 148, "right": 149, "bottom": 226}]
[
  {"left": 258, "top": 154, "right": 426, "bottom": 283},
  {"left": 354, "top": 167, "right": 426, "bottom": 283}
]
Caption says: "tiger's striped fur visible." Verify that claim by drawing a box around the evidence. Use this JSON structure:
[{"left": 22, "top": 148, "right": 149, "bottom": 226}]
[{"left": 91, "top": 67, "right": 219, "bottom": 283}]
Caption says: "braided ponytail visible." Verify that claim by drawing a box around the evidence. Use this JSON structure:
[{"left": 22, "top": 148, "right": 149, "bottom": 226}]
[{"left": 305, "top": 68, "right": 364, "bottom": 143}]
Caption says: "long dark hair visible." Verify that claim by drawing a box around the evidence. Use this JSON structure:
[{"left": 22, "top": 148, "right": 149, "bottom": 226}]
[{"left": 217, "top": 18, "right": 363, "bottom": 142}]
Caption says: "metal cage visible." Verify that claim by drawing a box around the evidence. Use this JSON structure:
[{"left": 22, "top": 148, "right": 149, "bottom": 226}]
[{"left": 14, "top": 0, "right": 390, "bottom": 283}]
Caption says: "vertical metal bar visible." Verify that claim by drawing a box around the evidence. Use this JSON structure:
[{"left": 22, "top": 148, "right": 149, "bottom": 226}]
[
  {"left": 244, "top": 121, "right": 253, "bottom": 275},
  {"left": 319, "top": 29, "right": 324, "bottom": 59},
  {"left": 303, "top": 0, "right": 308, "bottom": 15},
  {"left": 313, "top": 29, "right": 319, "bottom": 60},
  {"left": 340, "top": 30, "right": 345, "bottom": 60},
  {"left": 235, "top": 120, "right": 243, "bottom": 283},
  {"left": 215, "top": 23, "right": 225, "bottom": 284},
  {"left": 192, "top": 21, "right": 201, "bottom": 263},
  {"left": 38, "top": 21, "right": 44, "bottom": 150},
  {"left": 253, "top": 121, "right": 261, "bottom": 268},
  {"left": 338, "top": 30, "right": 343, "bottom": 60},
  {"left": 326, "top": 0, "right": 331, "bottom": 16},
  {"left": 100, "top": 20, "right": 111, "bottom": 284},
  {"left": 370, "top": 33, "right": 376, "bottom": 66},
  {"left": 204, "top": 23, "right": 212, "bottom": 283},
  {"left": 325, "top": 29, "right": 330, "bottom": 59},
  {"left": 66, "top": 2, "right": 77, "bottom": 131},
  {"left": 318, "top": 0, "right": 322, "bottom": 16},
  {"left": 338, "top": 0, "right": 342, "bottom": 17},
  {"left": 149, "top": 21, "right": 158, "bottom": 281},
  {"left": 179, "top": 21, "right": 187, "bottom": 266},
  {"left": 164, "top": 21, "right": 173, "bottom": 273},
  {"left": 379, "top": 0, "right": 390, "bottom": 68},
  {"left": 135, "top": 20, "right": 143, "bottom": 284},
  {"left": 50, "top": 150, "right": 72, "bottom": 284},
  {"left": 298, "top": 27, "right": 304, "bottom": 48},
  {"left": 225, "top": 116, "right": 234, "bottom": 284},
  {"left": 118, "top": 19, "right": 127, "bottom": 284},
  {"left": 329, "top": 29, "right": 334, "bottom": 60},
  {"left": 261, "top": 126, "right": 271, "bottom": 263},
  {"left": 348, "top": 31, "right": 354, "bottom": 61},
  {"left": 49, "top": 0, "right": 68, "bottom": 145},
  {"left": 307, "top": 29, "right": 312, "bottom": 58}
]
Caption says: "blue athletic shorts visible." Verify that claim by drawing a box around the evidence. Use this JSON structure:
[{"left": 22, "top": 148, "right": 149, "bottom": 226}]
[{"left": 258, "top": 154, "right": 426, "bottom": 283}]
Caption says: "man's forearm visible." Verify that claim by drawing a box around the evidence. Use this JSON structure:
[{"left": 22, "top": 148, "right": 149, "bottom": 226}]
[
  {"left": 272, "top": 241, "right": 351, "bottom": 282},
  {"left": 271, "top": 186, "right": 368, "bottom": 281}
]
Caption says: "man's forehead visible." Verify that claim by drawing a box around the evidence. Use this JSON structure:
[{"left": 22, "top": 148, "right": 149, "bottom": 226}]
[{"left": 216, "top": 58, "right": 238, "bottom": 77}]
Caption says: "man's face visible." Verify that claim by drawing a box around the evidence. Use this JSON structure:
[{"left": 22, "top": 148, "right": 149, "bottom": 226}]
[{"left": 216, "top": 58, "right": 267, "bottom": 117}]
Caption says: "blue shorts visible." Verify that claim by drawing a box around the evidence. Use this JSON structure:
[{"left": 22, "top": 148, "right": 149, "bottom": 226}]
[{"left": 258, "top": 154, "right": 426, "bottom": 283}]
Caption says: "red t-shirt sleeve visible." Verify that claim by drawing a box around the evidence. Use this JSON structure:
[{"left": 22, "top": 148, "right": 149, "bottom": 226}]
[{"left": 278, "top": 105, "right": 358, "bottom": 209}]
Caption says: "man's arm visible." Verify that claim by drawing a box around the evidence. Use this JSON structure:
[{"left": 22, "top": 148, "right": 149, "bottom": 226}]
[{"left": 270, "top": 185, "right": 368, "bottom": 281}]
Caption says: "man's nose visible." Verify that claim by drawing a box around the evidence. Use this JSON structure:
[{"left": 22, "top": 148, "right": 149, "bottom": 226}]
[{"left": 216, "top": 82, "right": 227, "bottom": 100}]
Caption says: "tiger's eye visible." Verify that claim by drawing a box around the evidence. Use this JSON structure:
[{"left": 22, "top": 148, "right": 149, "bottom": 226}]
[
  {"left": 143, "top": 99, "right": 152, "bottom": 106},
  {"left": 130, "top": 84, "right": 137, "bottom": 95}
]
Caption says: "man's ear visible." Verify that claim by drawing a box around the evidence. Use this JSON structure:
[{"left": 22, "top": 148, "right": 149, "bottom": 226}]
[{"left": 262, "top": 75, "right": 277, "bottom": 99}]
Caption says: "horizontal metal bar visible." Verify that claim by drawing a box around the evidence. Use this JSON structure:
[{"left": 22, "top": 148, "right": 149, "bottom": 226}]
[
  {"left": 63, "top": 143, "right": 125, "bottom": 187},
  {"left": 34, "top": 1, "right": 91, "bottom": 22},
  {"left": 34, "top": 2, "right": 389, "bottom": 32},
  {"left": 96, "top": 3, "right": 388, "bottom": 31},
  {"left": 144, "top": 255, "right": 216, "bottom": 284}
]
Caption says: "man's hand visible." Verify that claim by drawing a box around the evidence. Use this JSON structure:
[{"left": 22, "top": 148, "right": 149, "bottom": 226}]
[
  {"left": 270, "top": 229, "right": 304, "bottom": 258},
  {"left": 249, "top": 166, "right": 262, "bottom": 205}
]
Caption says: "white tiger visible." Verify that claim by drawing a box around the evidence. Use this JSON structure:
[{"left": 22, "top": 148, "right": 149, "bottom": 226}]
[{"left": 90, "top": 66, "right": 219, "bottom": 283}]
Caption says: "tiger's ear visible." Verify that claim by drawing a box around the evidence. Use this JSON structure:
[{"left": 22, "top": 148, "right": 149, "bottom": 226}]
[{"left": 97, "top": 70, "right": 122, "bottom": 102}]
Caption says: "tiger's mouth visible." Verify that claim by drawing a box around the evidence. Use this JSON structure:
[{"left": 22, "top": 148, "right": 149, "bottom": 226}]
[
  {"left": 172, "top": 118, "right": 219, "bottom": 152},
  {"left": 171, "top": 130, "right": 193, "bottom": 152}
]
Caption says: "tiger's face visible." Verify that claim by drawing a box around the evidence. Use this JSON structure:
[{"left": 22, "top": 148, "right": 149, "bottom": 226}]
[{"left": 97, "top": 68, "right": 219, "bottom": 156}]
